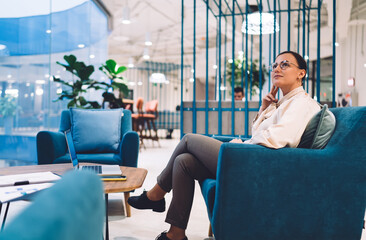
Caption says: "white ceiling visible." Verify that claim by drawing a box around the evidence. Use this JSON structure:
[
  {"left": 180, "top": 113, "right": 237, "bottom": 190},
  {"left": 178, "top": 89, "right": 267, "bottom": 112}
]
[
  {"left": 103, "top": 0, "right": 189, "bottom": 66},
  {"left": 102, "top": 0, "right": 329, "bottom": 69}
]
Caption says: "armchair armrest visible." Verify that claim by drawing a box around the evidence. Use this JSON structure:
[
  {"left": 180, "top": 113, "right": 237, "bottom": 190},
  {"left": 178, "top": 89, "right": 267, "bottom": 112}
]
[
  {"left": 37, "top": 131, "right": 67, "bottom": 165},
  {"left": 212, "top": 143, "right": 365, "bottom": 239},
  {"left": 119, "top": 131, "right": 139, "bottom": 167}
]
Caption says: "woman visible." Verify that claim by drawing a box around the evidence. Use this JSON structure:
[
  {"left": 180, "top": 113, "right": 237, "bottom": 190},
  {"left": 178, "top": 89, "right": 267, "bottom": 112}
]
[{"left": 128, "top": 51, "right": 320, "bottom": 240}]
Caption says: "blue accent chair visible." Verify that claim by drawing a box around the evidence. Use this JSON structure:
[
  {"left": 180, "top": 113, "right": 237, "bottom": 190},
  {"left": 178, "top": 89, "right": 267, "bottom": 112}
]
[
  {"left": 0, "top": 171, "right": 104, "bottom": 240},
  {"left": 201, "top": 107, "right": 366, "bottom": 240},
  {"left": 37, "top": 109, "right": 139, "bottom": 168}
]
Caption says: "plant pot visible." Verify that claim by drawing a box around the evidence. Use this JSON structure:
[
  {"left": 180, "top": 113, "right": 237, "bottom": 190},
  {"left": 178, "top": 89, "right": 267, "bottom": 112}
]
[{"left": 4, "top": 116, "right": 13, "bottom": 135}]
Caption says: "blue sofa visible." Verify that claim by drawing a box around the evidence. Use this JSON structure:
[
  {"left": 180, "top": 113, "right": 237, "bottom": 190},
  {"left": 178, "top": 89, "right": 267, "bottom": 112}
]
[
  {"left": 201, "top": 106, "right": 366, "bottom": 240},
  {"left": 0, "top": 171, "right": 104, "bottom": 240},
  {"left": 37, "top": 109, "right": 139, "bottom": 167}
]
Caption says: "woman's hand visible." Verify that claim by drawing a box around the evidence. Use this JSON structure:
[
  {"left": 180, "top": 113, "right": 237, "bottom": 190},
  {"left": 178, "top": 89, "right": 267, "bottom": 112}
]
[
  {"left": 258, "top": 85, "right": 279, "bottom": 115},
  {"left": 229, "top": 138, "right": 243, "bottom": 143}
]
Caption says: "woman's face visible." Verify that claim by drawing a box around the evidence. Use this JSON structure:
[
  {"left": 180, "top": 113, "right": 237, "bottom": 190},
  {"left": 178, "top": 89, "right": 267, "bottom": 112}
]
[{"left": 271, "top": 53, "right": 306, "bottom": 95}]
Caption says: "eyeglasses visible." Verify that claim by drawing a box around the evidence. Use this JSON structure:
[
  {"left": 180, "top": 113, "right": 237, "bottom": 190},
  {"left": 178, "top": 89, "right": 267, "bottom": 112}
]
[{"left": 270, "top": 60, "right": 300, "bottom": 71}]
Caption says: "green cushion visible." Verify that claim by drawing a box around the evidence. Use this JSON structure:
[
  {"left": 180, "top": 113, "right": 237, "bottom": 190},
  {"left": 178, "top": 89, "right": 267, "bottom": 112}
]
[
  {"left": 298, "top": 104, "right": 336, "bottom": 149},
  {"left": 70, "top": 108, "right": 123, "bottom": 153}
]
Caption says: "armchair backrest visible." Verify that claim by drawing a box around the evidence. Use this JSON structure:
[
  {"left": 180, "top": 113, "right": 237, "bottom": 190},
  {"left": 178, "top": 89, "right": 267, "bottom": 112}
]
[
  {"left": 59, "top": 108, "right": 133, "bottom": 137},
  {"left": 323, "top": 106, "right": 366, "bottom": 151}
]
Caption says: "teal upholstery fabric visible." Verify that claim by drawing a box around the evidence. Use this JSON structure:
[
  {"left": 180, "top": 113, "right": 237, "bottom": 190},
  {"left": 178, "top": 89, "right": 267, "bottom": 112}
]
[
  {"left": 298, "top": 104, "right": 336, "bottom": 149},
  {"left": 37, "top": 109, "right": 139, "bottom": 167},
  {"left": 70, "top": 108, "right": 122, "bottom": 153},
  {"left": 0, "top": 171, "right": 104, "bottom": 240},
  {"left": 200, "top": 107, "right": 366, "bottom": 240}
]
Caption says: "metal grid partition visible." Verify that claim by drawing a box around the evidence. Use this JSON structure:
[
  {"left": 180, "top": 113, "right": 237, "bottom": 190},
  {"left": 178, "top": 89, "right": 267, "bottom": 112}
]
[
  {"left": 180, "top": 0, "right": 336, "bottom": 138},
  {"left": 125, "top": 61, "right": 191, "bottom": 133}
]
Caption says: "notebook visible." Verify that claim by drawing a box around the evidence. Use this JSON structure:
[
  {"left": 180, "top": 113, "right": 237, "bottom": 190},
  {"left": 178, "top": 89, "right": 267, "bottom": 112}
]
[{"left": 64, "top": 129, "right": 122, "bottom": 176}]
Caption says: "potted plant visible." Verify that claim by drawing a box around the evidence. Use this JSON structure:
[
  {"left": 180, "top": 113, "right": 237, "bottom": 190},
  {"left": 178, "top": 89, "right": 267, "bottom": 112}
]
[
  {"left": 0, "top": 95, "right": 19, "bottom": 135},
  {"left": 226, "top": 55, "right": 267, "bottom": 97},
  {"left": 53, "top": 55, "right": 103, "bottom": 109},
  {"left": 99, "top": 59, "right": 129, "bottom": 109}
]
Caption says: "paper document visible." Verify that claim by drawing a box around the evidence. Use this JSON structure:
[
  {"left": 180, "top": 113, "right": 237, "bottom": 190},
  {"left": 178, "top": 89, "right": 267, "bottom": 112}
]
[
  {"left": 0, "top": 183, "right": 54, "bottom": 203},
  {"left": 0, "top": 171, "right": 61, "bottom": 187}
]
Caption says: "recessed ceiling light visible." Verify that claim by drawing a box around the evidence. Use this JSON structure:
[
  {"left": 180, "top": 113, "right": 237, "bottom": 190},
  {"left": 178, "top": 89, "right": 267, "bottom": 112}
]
[
  {"left": 35, "top": 80, "right": 46, "bottom": 84},
  {"left": 36, "top": 88, "right": 44, "bottom": 96},
  {"left": 78, "top": 44, "right": 85, "bottom": 48},
  {"left": 46, "top": 29, "right": 51, "bottom": 34},
  {"left": 89, "top": 54, "right": 95, "bottom": 59}
]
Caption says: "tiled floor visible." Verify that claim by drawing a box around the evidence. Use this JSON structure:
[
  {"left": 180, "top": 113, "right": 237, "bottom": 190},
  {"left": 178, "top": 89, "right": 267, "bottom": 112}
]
[{"left": 1, "top": 137, "right": 365, "bottom": 240}]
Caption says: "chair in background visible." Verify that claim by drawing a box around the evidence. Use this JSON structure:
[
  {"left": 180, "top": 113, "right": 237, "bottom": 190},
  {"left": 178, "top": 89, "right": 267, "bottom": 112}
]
[
  {"left": 131, "top": 97, "right": 146, "bottom": 149},
  {"left": 200, "top": 107, "right": 366, "bottom": 240},
  {"left": 37, "top": 108, "right": 139, "bottom": 216},
  {"left": 143, "top": 100, "right": 159, "bottom": 146},
  {"left": 0, "top": 171, "right": 104, "bottom": 240}
]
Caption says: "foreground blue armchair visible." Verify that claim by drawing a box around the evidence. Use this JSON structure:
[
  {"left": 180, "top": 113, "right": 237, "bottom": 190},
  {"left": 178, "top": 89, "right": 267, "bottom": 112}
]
[
  {"left": 37, "top": 109, "right": 139, "bottom": 168},
  {"left": 201, "top": 107, "right": 366, "bottom": 240},
  {"left": 0, "top": 171, "right": 104, "bottom": 240}
]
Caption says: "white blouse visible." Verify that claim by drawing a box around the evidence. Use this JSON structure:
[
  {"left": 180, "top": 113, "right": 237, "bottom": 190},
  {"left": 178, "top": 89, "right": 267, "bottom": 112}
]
[{"left": 244, "top": 86, "right": 320, "bottom": 149}]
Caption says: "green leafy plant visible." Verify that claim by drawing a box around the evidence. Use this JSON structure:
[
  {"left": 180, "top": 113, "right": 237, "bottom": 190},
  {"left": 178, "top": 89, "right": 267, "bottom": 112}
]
[
  {"left": 99, "top": 59, "right": 129, "bottom": 109},
  {"left": 0, "top": 95, "right": 20, "bottom": 117},
  {"left": 226, "top": 56, "right": 267, "bottom": 96},
  {"left": 53, "top": 55, "right": 104, "bottom": 109}
]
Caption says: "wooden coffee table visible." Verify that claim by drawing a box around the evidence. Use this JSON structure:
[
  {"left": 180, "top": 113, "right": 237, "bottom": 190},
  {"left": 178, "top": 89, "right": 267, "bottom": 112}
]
[{"left": 0, "top": 163, "right": 147, "bottom": 240}]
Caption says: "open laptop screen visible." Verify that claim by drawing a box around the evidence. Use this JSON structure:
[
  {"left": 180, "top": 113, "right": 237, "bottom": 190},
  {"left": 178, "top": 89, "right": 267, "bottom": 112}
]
[{"left": 64, "top": 129, "right": 78, "bottom": 168}]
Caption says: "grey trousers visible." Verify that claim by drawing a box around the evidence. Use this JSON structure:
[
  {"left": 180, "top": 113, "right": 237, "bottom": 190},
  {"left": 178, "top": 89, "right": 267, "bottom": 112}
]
[{"left": 157, "top": 133, "right": 222, "bottom": 229}]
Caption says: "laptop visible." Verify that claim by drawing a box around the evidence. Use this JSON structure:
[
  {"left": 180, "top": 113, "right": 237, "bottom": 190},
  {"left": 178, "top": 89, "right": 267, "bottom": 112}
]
[{"left": 64, "top": 129, "right": 123, "bottom": 176}]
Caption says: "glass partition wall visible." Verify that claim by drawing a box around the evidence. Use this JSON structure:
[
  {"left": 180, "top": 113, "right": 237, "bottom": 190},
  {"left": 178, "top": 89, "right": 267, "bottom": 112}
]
[
  {"left": 0, "top": 0, "right": 109, "bottom": 135},
  {"left": 0, "top": 0, "right": 109, "bottom": 164}
]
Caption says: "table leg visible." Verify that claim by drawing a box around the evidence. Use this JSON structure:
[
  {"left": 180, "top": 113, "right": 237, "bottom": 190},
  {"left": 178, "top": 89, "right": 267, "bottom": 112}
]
[
  {"left": 124, "top": 192, "right": 131, "bottom": 217},
  {"left": 105, "top": 194, "right": 109, "bottom": 240},
  {"left": 1, "top": 203, "right": 10, "bottom": 231}
]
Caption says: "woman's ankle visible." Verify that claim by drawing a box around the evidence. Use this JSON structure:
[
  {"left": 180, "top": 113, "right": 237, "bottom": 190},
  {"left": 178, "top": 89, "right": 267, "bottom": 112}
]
[
  {"left": 146, "top": 190, "right": 161, "bottom": 201},
  {"left": 146, "top": 184, "right": 166, "bottom": 201},
  {"left": 166, "top": 231, "right": 186, "bottom": 240},
  {"left": 166, "top": 226, "right": 186, "bottom": 240}
]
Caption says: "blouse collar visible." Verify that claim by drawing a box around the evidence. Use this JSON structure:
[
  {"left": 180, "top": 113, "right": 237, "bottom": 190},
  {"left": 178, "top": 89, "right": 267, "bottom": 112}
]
[{"left": 277, "top": 86, "right": 304, "bottom": 106}]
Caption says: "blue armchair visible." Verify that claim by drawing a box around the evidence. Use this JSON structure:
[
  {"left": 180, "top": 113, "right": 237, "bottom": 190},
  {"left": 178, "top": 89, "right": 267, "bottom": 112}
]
[
  {"left": 201, "top": 107, "right": 366, "bottom": 240},
  {"left": 0, "top": 171, "right": 104, "bottom": 240},
  {"left": 37, "top": 109, "right": 139, "bottom": 168}
]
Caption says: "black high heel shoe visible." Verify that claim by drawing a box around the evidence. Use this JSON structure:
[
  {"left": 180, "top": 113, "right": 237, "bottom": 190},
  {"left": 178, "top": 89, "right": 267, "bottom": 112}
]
[
  {"left": 155, "top": 231, "right": 188, "bottom": 240},
  {"left": 127, "top": 190, "right": 165, "bottom": 212}
]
